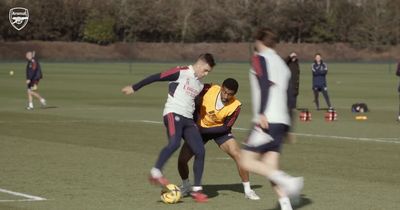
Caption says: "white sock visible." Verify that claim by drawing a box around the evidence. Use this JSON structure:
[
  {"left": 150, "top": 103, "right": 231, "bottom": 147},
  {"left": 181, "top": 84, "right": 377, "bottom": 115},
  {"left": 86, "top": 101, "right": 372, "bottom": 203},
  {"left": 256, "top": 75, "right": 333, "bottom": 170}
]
[
  {"left": 182, "top": 179, "right": 191, "bottom": 187},
  {"left": 192, "top": 186, "right": 202, "bottom": 192},
  {"left": 28, "top": 102, "right": 33, "bottom": 108},
  {"left": 242, "top": 182, "right": 252, "bottom": 193},
  {"left": 40, "top": 98, "right": 46, "bottom": 104},
  {"left": 279, "top": 197, "right": 293, "bottom": 210},
  {"left": 150, "top": 167, "right": 162, "bottom": 178}
]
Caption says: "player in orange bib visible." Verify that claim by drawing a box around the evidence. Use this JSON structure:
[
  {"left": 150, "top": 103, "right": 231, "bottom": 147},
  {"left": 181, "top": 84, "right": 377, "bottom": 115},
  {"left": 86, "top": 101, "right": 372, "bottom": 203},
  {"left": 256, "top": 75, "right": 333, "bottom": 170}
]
[{"left": 178, "top": 78, "right": 260, "bottom": 200}]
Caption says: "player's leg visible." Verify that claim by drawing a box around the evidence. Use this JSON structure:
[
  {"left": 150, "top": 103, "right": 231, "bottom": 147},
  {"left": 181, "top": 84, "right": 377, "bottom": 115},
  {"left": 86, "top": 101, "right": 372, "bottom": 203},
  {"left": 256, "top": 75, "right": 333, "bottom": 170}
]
[
  {"left": 30, "top": 90, "right": 46, "bottom": 106},
  {"left": 321, "top": 87, "right": 332, "bottom": 108},
  {"left": 177, "top": 142, "right": 194, "bottom": 196},
  {"left": 397, "top": 92, "right": 400, "bottom": 121},
  {"left": 240, "top": 124, "right": 303, "bottom": 209},
  {"left": 218, "top": 137, "right": 260, "bottom": 200},
  {"left": 183, "top": 122, "right": 207, "bottom": 202},
  {"left": 27, "top": 89, "right": 34, "bottom": 110},
  {"left": 27, "top": 81, "right": 46, "bottom": 107},
  {"left": 312, "top": 88, "right": 320, "bottom": 110},
  {"left": 150, "top": 113, "right": 184, "bottom": 186}
]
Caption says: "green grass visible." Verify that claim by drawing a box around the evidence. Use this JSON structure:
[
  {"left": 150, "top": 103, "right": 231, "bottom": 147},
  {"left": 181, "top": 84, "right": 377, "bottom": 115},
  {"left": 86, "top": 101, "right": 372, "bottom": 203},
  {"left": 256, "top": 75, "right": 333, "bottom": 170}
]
[{"left": 0, "top": 62, "right": 399, "bottom": 210}]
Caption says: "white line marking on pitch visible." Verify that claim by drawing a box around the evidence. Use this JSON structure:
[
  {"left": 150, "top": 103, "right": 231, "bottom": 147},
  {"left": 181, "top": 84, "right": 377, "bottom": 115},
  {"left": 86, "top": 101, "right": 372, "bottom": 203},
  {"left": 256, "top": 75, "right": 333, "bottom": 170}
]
[
  {"left": 134, "top": 120, "right": 400, "bottom": 144},
  {"left": 1, "top": 119, "right": 398, "bottom": 144},
  {"left": 0, "top": 188, "right": 47, "bottom": 202}
]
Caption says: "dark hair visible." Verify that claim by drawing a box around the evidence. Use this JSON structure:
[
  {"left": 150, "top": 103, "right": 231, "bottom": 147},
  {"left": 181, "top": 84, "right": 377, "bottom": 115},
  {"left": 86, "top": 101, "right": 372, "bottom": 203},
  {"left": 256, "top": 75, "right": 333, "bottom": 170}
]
[
  {"left": 222, "top": 78, "right": 239, "bottom": 94},
  {"left": 198, "top": 53, "right": 216, "bottom": 67},
  {"left": 314, "top": 53, "right": 323, "bottom": 63},
  {"left": 254, "top": 27, "right": 277, "bottom": 48}
]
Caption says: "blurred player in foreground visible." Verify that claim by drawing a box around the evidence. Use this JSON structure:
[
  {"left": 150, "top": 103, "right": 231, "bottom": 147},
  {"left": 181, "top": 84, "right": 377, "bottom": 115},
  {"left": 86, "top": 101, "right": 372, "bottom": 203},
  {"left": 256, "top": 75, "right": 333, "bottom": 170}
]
[
  {"left": 177, "top": 78, "right": 260, "bottom": 200},
  {"left": 122, "top": 53, "right": 215, "bottom": 202},
  {"left": 239, "top": 28, "right": 303, "bottom": 210},
  {"left": 25, "top": 51, "right": 46, "bottom": 110}
]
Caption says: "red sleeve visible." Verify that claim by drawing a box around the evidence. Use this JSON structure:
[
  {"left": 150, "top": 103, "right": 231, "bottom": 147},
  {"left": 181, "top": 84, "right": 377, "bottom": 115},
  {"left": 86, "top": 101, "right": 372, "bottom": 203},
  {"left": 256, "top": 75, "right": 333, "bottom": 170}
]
[
  {"left": 132, "top": 66, "right": 187, "bottom": 91},
  {"left": 32, "top": 60, "right": 37, "bottom": 71},
  {"left": 252, "top": 55, "right": 270, "bottom": 114}
]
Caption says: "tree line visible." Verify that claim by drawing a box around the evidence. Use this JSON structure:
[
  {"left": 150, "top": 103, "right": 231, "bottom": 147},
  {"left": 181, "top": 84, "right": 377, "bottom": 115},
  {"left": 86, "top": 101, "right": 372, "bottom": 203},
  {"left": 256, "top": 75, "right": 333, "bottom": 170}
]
[{"left": 1, "top": 0, "right": 399, "bottom": 50}]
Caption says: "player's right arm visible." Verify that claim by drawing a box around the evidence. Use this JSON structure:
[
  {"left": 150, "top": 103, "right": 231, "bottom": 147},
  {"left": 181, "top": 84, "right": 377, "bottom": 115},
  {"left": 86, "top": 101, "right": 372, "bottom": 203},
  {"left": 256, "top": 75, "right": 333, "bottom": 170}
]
[{"left": 122, "top": 66, "right": 183, "bottom": 95}]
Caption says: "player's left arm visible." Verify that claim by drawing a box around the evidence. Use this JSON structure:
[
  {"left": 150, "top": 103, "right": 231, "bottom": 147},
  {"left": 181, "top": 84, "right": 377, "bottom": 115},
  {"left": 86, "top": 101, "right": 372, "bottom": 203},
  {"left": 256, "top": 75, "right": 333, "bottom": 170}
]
[
  {"left": 198, "top": 106, "right": 241, "bottom": 135},
  {"left": 252, "top": 55, "right": 270, "bottom": 129}
]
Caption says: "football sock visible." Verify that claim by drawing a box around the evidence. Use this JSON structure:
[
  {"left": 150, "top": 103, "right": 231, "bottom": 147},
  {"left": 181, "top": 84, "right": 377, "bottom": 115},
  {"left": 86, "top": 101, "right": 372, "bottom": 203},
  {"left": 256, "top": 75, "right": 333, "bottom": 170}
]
[
  {"left": 28, "top": 102, "right": 33, "bottom": 108},
  {"left": 242, "top": 182, "right": 252, "bottom": 193},
  {"left": 182, "top": 179, "right": 190, "bottom": 187},
  {"left": 150, "top": 167, "right": 162, "bottom": 178},
  {"left": 279, "top": 197, "right": 293, "bottom": 210},
  {"left": 192, "top": 186, "right": 202, "bottom": 192}
]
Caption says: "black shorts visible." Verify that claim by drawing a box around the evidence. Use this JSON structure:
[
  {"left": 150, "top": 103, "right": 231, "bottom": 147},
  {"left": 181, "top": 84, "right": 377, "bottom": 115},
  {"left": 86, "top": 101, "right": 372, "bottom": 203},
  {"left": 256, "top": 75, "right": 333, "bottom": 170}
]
[
  {"left": 243, "top": 123, "right": 289, "bottom": 153},
  {"left": 313, "top": 85, "right": 327, "bottom": 91},
  {"left": 27, "top": 80, "right": 39, "bottom": 90},
  {"left": 202, "top": 133, "right": 234, "bottom": 146}
]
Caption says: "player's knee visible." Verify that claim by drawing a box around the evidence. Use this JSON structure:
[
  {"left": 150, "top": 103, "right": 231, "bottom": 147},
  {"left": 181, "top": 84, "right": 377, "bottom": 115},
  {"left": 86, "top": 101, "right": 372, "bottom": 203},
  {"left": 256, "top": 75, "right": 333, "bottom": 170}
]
[
  {"left": 239, "top": 153, "right": 250, "bottom": 170},
  {"left": 178, "top": 150, "right": 192, "bottom": 164},
  {"left": 228, "top": 147, "right": 241, "bottom": 161},
  {"left": 192, "top": 146, "right": 205, "bottom": 159}
]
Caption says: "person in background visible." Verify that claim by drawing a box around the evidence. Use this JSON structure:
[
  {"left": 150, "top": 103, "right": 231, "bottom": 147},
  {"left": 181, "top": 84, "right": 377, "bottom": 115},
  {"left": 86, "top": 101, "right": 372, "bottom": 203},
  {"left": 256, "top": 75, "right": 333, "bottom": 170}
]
[
  {"left": 312, "top": 53, "right": 332, "bottom": 110},
  {"left": 286, "top": 52, "right": 300, "bottom": 109},
  {"left": 26, "top": 51, "right": 46, "bottom": 110}
]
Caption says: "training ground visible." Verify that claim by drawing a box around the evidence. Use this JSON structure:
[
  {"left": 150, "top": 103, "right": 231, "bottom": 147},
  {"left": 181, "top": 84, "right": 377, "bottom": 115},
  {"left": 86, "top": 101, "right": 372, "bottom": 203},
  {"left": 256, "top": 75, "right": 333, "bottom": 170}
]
[{"left": 0, "top": 62, "right": 399, "bottom": 210}]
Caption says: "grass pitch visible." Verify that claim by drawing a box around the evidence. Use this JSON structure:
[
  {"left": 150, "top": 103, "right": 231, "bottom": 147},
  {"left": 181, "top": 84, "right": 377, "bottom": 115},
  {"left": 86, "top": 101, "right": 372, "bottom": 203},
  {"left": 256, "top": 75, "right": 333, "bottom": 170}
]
[{"left": 0, "top": 61, "right": 399, "bottom": 210}]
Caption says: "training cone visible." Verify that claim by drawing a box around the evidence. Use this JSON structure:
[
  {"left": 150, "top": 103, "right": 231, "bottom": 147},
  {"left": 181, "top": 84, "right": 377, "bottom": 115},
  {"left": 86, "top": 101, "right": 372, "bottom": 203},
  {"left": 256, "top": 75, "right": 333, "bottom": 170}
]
[{"left": 355, "top": 115, "right": 367, "bottom": 120}]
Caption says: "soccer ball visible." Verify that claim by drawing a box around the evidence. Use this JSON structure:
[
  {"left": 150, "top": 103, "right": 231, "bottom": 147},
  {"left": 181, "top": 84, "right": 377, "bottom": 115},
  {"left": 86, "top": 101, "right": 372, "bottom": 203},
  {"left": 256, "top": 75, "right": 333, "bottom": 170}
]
[{"left": 160, "top": 184, "right": 181, "bottom": 204}]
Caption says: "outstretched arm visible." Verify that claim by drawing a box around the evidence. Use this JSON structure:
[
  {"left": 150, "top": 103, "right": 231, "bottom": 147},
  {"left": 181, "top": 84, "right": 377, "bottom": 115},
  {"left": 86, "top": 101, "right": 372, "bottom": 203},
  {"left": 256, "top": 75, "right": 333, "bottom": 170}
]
[{"left": 122, "top": 66, "right": 182, "bottom": 95}]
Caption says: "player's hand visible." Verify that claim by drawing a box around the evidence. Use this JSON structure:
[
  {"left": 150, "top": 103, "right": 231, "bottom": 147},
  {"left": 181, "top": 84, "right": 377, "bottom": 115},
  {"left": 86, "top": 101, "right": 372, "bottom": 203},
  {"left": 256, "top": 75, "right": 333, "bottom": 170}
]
[
  {"left": 26, "top": 80, "right": 31, "bottom": 84},
  {"left": 121, "top": 86, "right": 135, "bottom": 95},
  {"left": 258, "top": 114, "right": 269, "bottom": 129}
]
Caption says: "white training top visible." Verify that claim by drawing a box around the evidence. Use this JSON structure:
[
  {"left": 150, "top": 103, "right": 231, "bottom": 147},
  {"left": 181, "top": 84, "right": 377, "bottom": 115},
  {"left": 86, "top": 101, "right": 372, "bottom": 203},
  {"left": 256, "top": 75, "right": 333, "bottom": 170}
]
[
  {"left": 163, "top": 65, "right": 204, "bottom": 118},
  {"left": 250, "top": 48, "right": 291, "bottom": 125}
]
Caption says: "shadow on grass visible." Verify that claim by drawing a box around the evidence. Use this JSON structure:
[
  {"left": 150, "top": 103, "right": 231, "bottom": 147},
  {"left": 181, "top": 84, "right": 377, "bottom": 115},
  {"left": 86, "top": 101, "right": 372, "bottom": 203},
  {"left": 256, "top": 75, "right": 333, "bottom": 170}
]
[
  {"left": 202, "top": 183, "right": 263, "bottom": 198},
  {"left": 41, "top": 106, "right": 58, "bottom": 109},
  {"left": 266, "top": 194, "right": 313, "bottom": 210}
]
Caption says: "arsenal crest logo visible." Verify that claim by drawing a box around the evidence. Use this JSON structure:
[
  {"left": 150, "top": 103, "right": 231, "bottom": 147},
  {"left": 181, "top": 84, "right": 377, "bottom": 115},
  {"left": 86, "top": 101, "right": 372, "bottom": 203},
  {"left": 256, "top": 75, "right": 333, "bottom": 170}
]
[{"left": 9, "top": 7, "right": 29, "bottom": 31}]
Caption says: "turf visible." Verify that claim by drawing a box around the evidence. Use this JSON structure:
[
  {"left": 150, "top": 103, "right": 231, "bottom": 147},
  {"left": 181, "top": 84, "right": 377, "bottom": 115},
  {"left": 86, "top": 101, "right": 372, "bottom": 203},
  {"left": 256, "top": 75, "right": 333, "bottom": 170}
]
[{"left": 0, "top": 61, "right": 399, "bottom": 210}]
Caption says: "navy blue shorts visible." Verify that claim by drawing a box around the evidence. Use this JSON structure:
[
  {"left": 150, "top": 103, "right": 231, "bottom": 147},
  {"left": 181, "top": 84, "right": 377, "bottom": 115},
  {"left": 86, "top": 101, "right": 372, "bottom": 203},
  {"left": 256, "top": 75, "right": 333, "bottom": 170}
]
[
  {"left": 243, "top": 123, "right": 289, "bottom": 153},
  {"left": 202, "top": 133, "right": 234, "bottom": 146}
]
